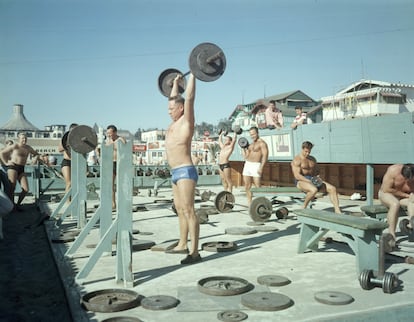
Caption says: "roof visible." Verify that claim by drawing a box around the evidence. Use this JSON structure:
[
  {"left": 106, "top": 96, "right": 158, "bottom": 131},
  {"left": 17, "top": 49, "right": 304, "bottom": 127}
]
[
  {"left": 0, "top": 105, "right": 40, "bottom": 131},
  {"left": 338, "top": 79, "right": 414, "bottom": 95}
]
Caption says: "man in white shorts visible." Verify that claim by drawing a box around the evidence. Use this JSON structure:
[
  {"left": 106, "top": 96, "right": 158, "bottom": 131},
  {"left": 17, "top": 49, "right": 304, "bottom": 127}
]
[{"left": 241, "top": 126, "right": 269, "bottom": 206}]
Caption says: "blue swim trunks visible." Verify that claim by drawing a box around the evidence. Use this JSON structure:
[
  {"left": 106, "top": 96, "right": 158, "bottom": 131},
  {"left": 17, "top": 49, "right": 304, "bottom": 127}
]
[{"left": 171, "top": 165, "right": 198, "bottom": 185}]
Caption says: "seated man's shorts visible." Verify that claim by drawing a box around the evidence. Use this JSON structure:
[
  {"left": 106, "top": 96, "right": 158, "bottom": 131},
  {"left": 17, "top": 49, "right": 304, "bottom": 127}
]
[
  {"left": 242, "top": 161, "right": 261, "bottom": 178},
  {"left": 171, "top": 165, "right": 199, "bottom": 185}
]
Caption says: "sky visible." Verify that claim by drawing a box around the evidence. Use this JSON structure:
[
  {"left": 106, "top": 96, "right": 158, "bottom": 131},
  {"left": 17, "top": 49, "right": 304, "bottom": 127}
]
[{"left": 0, "top": 0, "right": 413, "bottom": 134}]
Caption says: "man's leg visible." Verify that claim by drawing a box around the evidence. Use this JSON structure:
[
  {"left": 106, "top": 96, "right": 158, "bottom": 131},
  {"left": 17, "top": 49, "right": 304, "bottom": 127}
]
[
  {"left": 171, "top": 184, "right": 189, "bottom": 251},
  {"left": 7, "top": 169, "right": 18, "bottom": 206},
  {"left": 224, "top": 168, "right": 232, "bottom": 192},
  {"left": 297, "top": 181, "right": 317, "bottom": 209},
  {"left": 16, "top": 175, "right": 29, "bottom": 206},
  {"left": 219, "top": 170, "right": 228, "bottom": 191},
  {"left": 244, "top": 176, "right": 253, "bottom": 206},
  {"left": 379, "top": 190, "right": 400, "bottom": 239},
  {"left": 324, "top": 182, "right": 341, "bottom": 213}
]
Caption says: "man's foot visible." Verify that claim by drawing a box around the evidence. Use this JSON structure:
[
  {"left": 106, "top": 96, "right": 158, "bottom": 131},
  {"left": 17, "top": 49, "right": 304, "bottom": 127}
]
[
  {"left": 165, "top": 248, "right": 189, "bottom": 254},
  {"left": 181, "top": 254, "right": 202, "bottom": 265}
]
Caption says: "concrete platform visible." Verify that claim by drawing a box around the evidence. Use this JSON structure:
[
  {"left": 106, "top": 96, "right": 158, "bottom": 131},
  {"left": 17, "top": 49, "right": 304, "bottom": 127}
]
[{"left": 39, "top": 185, "right": 414, "bottom": 322}]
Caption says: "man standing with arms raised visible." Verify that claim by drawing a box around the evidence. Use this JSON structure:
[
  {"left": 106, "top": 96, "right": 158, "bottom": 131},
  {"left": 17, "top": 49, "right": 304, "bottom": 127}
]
[
  {"left": 218, "top": 130, "right": 237, "bottom": 192},
  {"left": 241, "top": 126, "right": 269, "bottom": 206},
  {"left": 165, "top": 73, "right": 201, "bottom": 265}
]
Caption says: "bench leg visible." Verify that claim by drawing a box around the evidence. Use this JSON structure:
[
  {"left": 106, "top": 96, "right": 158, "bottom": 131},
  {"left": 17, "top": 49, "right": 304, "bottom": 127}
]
[
  {"left": 298, "top": 223, "right": 327, "bottom": 253},
  {"left": 341, "top": 233, "right": 379, "bottom": 274}
]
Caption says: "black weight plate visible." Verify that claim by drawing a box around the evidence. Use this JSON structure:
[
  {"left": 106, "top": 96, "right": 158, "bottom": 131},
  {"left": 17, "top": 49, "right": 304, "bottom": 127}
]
[
  {"left": 214, "top": 191, "right": 235, "bottom": 213},
  {"left": 314, "top": 291, "right": 354, "bottom": 305},
  {"left": 399, "top": 218, "right": 410, "bottom": 235},
  {"left": 201, "top": 241, "right": 238, "bottom": 252},
  {"left": 141, "top": 295, "right": 179, "bottom": 310},
  {"left": 225, "top": 227, "right": 257, "bottom": 235},
  {"left": 238, "top": 137, "right": 249, "bottom": 149},
  {"left": 132, "top": 240, "right": 155, "bottom": 251},
  {"left": 68, "top": 125, "right": 97, "bottom": 154},
  {"left": 217, "top": 310, "right": 248, "bottom": 322},
  {"left": 275, "top": 207, "right": 289, "bottom": 219},
  {"left": 198, "top": 276, "right": 254, "bottom": 296},
  {"left": 102, "top": 317, "right": 143, "bottom": 322},
  {"left": 241, "top": 292, "right": 294, "bottom": 311},
  {"left": 189, "top": 42, "right": 226, "bottom": 82},
  {"left": 81, "top": 289, "right": 141, "bottom": 313},
  {"left": 158, "top": 68, "right": 186, "bottom": 97},
  {"left": 257, "top": 275, "right": 291, "bottom": 287},
  {"left": 249, "top": 197, "right": 272, "bottom": 222}
]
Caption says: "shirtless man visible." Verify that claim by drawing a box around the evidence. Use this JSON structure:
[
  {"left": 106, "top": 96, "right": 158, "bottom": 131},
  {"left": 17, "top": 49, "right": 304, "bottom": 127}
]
[
  {"left": 0, "top": 132, "right": 39, "bottom": 209},
  {"left": 241, "top": 126, "right": 268, "bottom": 206},
  {"left": 165, "top": 73, "right": 201, "bottom": 265},
  {"left": 58, "top": 123, "right": 78, "bottom": 201},
  {"left": 218, "top": 130, "right": 237, "bottom": 192},
  {"left": 291, "top": 141, "right": 341, "bottom": 213},
  {"left": 378, "top": 164, "right": 414, "bottom": 240},
  {"left": 106, "top": 125, "right": 126, "bottom": 210}
]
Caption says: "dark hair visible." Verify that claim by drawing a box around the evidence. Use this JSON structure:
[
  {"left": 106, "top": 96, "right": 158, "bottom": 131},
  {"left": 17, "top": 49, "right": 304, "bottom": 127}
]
[
  {"left": 401, "top": 164, "right": 414, "bottom": 179},
  {"left": 107, "top": 125, "right": 118, "bottom": 132},
  {"left": 169, "top": 95, "right": 185, "bottom": 105},
  {"left": 249, "top": 126, "right": 259, "bottom": 134},
  {"left": 302, "top": 141, "right": 314, "bottom": 150},
  {"left": 295, "top": 106, "right": 302, "bottom": 110},
  {"left": 269, "top": 100, "right": 276, "bottom": 105}
]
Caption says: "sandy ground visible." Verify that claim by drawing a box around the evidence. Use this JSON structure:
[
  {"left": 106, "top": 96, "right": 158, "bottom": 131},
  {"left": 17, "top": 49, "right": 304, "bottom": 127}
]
[{"left": 0, "top": 203, "right": 73, "bottom": 322}]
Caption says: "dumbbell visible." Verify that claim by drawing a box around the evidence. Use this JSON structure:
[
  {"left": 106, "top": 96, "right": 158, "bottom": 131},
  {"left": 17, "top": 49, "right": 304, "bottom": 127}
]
[
  {"left": 359, "top": 233, "right": 400, "bottom": 293},
  {"left": 233, "top": 125, "right": 243, "bottom": 135},
  {"left": 158, "top": 42, "right": 226, "bottom": 97},
  {"left": 238, "top": 137, "right": 249, "bottom": 149},
  {"left": 218, "top": 129, "right": 228, "bottom": 136}
]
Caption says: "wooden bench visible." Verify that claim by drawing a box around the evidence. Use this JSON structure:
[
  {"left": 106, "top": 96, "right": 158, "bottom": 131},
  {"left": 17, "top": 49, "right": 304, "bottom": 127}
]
[
  {"left": 360, "top": 204, "right": 407, "bottom": 221},
  {"left": 294, "top": 208, "right": 388, "bottom": 274}
]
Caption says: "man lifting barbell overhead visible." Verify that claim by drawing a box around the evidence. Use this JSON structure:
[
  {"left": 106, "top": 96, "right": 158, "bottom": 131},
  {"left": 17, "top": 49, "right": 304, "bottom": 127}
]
[
  {"left": 165, "top": 73, "right": 201, "bottom": 265},
  {"left": 241, "top": 126, "right": 269, "bottom": 206},
  {"left": 218, "top": 129, "right": 238, "bottom": 193},
  {"left": 291, "top": 141, "right": 341, "bottom": 214}
]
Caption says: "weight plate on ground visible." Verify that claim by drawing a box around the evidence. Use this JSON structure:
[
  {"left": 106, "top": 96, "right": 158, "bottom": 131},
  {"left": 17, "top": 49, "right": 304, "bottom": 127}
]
[
  {"left": 198, "top": 276, "right": 254, "bottom": 296},
  {"left": 225, "top": 227, "right": 257, "bottom": 235},
  {"left": 241, "top": 292, "right": 294, "bottom": 311},
  {"left": 257, "top": 275, "right": 291, "bottom": 287},
  {"left": 102, "top": 318, "right": 143, "bottom": 322},
  {"left": 255, "top": 225, "right": 279, "bottom": 233},
  {"left": 81, "top": 289, "right": 141, "bottom": 313},
  {"left": 217, "top": 310, "right": 248, "bottom": 322},
  {"left": 201, "top": 241, "right": 238, "bottom": 252},
  {"left": 158, "top": 68, "right": 186, "bottom": 97},
  {"left": 68, "top": 125, "right": 97, "bottom": 154},
  {"left": 275, "top": 207, "right": 289, "bottom": 219},
  {"left": 189, "top": 42, "right": 226, "bottom": 82},
  {"left": 359, "top": 269, "right": 374, "bottom": 290},
  {"left": 141, "top": 295, "right": 179, "bottom": 310},
  {"left": 249, "top": 197, "right": 272, "bottom": 222},
  {"left": 132, "top": 240, "right": 155, "bottom": 251},
  {"left": 314, "top": 291, "right": 354, "bottom": 305},
  {"left": 215, "top": 191, "right": 235, "bottom": 213},
  {"left": 399, "top": 218, "right": 410, "bottom": 235}
]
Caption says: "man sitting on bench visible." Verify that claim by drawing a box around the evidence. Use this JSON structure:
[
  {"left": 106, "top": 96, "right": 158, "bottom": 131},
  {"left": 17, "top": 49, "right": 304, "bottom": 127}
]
[
  {"left": 378, "top": 163, "right": 414, "bottom": 240},
  {"left": 291, "top": 141, "right": 341, "bottom": 214}
]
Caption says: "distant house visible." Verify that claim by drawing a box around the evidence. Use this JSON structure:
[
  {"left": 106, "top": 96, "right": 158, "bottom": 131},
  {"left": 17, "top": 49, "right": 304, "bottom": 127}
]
[
  {"left": 320, "top": 80, "right": 414, "bottom": 121},
  {"left": 228, "top": 90, "right": 320, "bottom": 130}
]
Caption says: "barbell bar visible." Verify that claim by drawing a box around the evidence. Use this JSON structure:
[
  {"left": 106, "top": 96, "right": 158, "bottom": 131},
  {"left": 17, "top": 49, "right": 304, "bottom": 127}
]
[
  {"left": 158, "top": 42, "right": 226, "bottom": 97},
  {"left": 214, "top": 191, "right": 289, "bottom": 222}
]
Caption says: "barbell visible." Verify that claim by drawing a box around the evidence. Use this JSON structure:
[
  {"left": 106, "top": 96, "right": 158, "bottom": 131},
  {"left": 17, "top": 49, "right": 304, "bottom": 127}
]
[
  {"left": 158, "top": 42, "right": 226, "bottom": 97},
  {"left": 214, "top": 191, "right": 289, "bottom": 222},
  {"left": 61, "top": 125, "right": 98, "bottom": 155}
]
